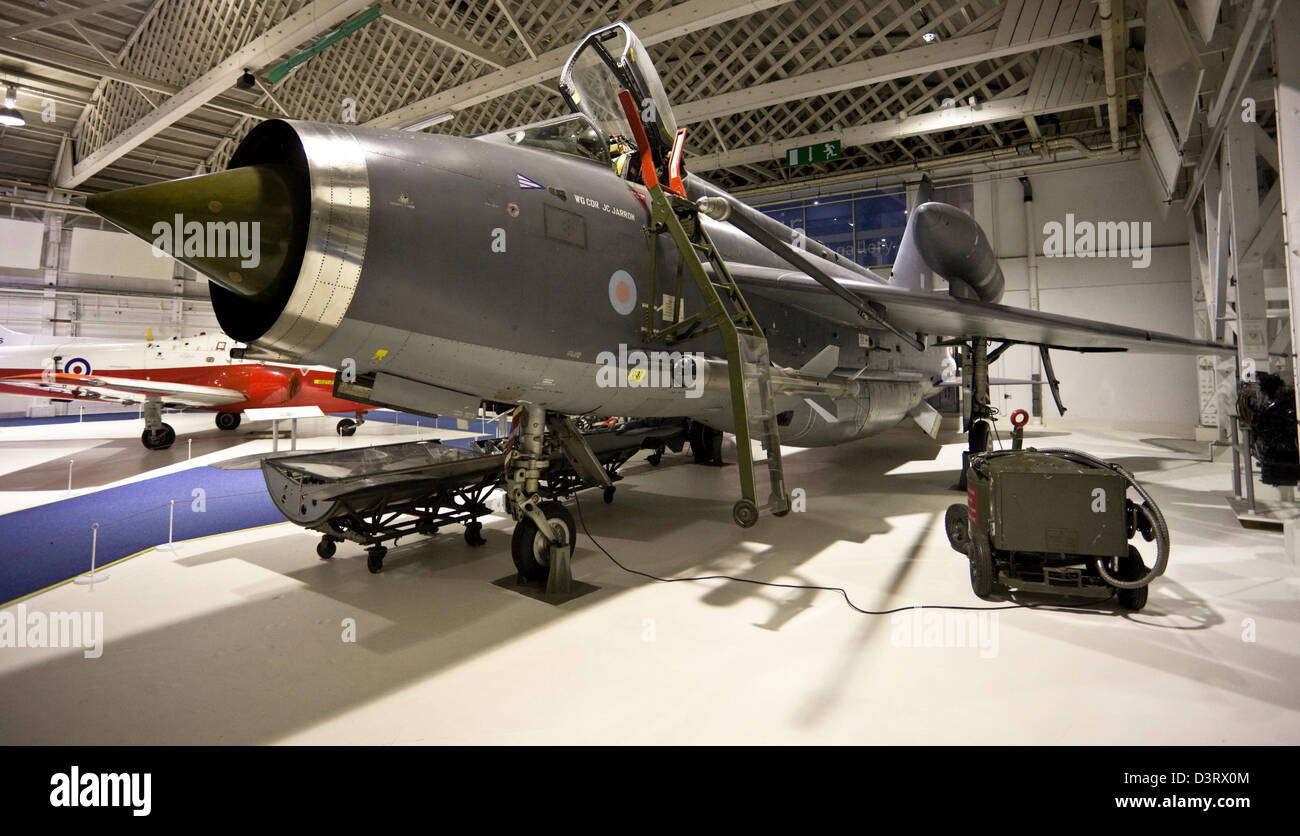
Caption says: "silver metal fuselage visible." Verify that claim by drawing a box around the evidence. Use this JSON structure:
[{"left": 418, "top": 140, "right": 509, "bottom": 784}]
[{"left": 211, "top": 119, "right": 944, "bottom": 446}]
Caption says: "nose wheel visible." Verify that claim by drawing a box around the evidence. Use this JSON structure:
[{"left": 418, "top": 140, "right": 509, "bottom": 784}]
[
  {"left": 366, "top": 545, "right": 387, "bottom": 573},
  {"left": 510, "top": 501, "right": 575, "bottom": 582}
]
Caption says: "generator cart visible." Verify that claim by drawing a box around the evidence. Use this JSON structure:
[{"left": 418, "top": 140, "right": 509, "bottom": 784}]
[{"left": 945, "top": 448, "right": 1169, "bottom": 611}]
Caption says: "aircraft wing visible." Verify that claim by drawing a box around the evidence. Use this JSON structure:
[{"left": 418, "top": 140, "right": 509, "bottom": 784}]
[
  {"left": 0, "top": 372, "right": 246, "bottom": 408},
  {"left": 724, "top": 263, "right": 1233, "bottom": 355}
]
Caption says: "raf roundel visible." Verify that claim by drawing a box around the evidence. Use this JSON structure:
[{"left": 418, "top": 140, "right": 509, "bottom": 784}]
[
  {"left": 608, "top": 270, "right": 637, "bottom": 316},
  {"left": 63, "top": 357, "right": 92, "bottom": 375}
]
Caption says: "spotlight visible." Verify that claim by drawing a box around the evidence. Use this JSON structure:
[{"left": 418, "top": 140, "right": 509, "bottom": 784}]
[
  {"left": 923, "top": 31, "right": 938, "bottom": 43},
  {"left": 236, "top": 70, "right": 256, "bottom": 91},
  {"left": 0, "top": 85, "right": 24, "bottom": 127}
]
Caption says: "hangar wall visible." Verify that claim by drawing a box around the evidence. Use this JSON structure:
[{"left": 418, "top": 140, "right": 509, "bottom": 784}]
[
  {"left": 0, "top": 217, "right": 219, "bottom": 418},
  {"left": 976, "top": 157, "right": 1197, "bottom": 434}
]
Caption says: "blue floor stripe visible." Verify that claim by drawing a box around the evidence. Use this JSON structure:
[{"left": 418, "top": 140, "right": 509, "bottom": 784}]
[
  {"left": 0, "top": 424, "right": 502, "bottom": 603},
  {"left": 0, "top": 409, "right": 500, "bottom": 433},
  {"left": 0, "top": 467, "right": 284, "bottom": 604}
]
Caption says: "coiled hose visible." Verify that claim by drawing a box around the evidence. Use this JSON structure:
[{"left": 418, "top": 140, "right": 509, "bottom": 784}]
[{"left": 1037, "top": 448, "right": 1169, "bottom": 589}]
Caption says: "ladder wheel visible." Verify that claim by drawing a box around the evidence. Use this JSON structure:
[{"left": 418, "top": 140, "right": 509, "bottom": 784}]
[{"left": 732, "top": 499, "right": 759, "bottom": 528}]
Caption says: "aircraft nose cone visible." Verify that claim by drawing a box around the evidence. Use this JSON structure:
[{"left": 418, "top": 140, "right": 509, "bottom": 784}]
[{"left": 85, "top": 164, "right": 307, "bottom": 303}]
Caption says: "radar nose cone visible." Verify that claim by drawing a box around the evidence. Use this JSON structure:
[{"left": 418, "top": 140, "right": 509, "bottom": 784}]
[{"left": 85, "top": 164, "right": 307, "bottom": 303}]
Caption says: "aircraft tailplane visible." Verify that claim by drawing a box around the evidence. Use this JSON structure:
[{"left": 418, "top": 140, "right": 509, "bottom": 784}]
[{"left": 0, "top": 325, "right": 43, "bottom": 347}]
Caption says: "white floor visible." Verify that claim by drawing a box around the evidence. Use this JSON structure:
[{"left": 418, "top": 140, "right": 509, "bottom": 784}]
[{"left": 0, "top": 421, "right": 1295, "bottom": 744}]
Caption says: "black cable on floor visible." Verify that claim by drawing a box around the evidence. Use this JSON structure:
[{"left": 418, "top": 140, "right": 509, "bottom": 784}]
[{"left": 571, "top": 493, "right": 1116, "bottom": 616}]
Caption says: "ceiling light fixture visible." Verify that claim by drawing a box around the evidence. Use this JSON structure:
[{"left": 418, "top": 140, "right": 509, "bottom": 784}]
[{"left": 0, "top": 85, "right": 24, "bottom": 127}]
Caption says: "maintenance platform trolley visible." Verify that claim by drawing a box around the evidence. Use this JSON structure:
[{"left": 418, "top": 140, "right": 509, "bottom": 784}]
[
  {"left": 944, "top": 448, "right": 1170, "bottom": 611},
  {"left": 261, "top": 419, "right": 685, "bottom": 577}
]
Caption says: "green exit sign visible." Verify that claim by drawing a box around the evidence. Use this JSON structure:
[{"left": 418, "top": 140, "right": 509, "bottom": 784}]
[{"left": 785, "top": 140, "right": 842, "bottom": 166}]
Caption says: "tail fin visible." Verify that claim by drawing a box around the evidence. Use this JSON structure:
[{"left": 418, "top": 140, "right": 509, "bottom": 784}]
[
  {"left": 891, "top": 175, "right": 935, "bottom": 292},
  {"left": 0, "top": 325, "right": 40, "bottom": 347},
  {"left": 890, "top": 174, "right": 1005, "bottom": 303}
]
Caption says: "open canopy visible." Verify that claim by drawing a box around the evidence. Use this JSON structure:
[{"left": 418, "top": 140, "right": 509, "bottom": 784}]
[{"left": 559, "top": 21, "right": 678, "bottom": 168}]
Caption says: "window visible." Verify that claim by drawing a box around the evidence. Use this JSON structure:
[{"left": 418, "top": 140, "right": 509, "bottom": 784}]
[
  {"left": 753, "top": 179, "right": 973, "bottom": 268},
  {"left": 853, "top": 189, "right": 906, "bottom": 267}
]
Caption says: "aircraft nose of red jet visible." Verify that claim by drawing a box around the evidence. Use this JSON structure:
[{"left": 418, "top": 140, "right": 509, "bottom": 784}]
[{"left": 85, "top": 164, "right": 309, "bottom": 303}]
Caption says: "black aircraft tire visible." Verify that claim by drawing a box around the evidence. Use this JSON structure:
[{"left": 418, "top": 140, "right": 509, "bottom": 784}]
[
  {"left": 510, "top": 502, "right": 575, "bottom": 582},
  {"left": 366, "top": 546, "right": 387, "bottom": 574},
  {"left": 141, "top": 423, "right": 176, "bottom": 450},
  {"left": 706, "top": 427, "right": 724, "bottom": 464},
  {"left": 337, "top": 418, "right": 357, "bottom": 437},
  {"left": 945, "top": 503, "right": 970, "bottom": 553},
  {"left": 1116, "top": 546, "right": 1149, "bottom": 612},
  {"left": 464, "top": 521, "right": 486, "bottom": 547},
  {"left": 215, "top": 412, "right": 241, "bottom": 431},
  {"left": 969, "top": 530, "right": 996, "bottom": 599},
  {"left": 969, "top": 419, "right": 992, "bottom": 455},
  {"left": 689, "top": 422, "right": 709, "bottom": 463},
  {"left": 316, "top": 538, "right": 336, "bottom": 560}
]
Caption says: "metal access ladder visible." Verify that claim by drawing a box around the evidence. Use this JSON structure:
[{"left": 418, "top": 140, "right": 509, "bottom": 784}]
[{"left": 617, "top": 90, "right": 788, "bottom": 527}]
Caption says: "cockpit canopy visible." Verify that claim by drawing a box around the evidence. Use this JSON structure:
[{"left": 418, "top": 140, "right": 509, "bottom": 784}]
[{"left": 558, "top": 21, "right": 678, "bottom": 167}]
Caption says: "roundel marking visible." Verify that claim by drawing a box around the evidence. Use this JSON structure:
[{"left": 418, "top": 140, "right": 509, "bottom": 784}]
[
  {"left": 608, "top": 270, "right": 637, "bottom": 315},
  {"left": 63, "top": 357, "right": 91, "bottom": 375}
]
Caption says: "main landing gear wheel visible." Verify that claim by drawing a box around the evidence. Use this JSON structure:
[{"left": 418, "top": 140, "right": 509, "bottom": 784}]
[
  {"left": 316, "top": 537, "right": 337, "bottom": 560},
  {"left": 215, "top": 412, "right": 241, "bottom": 431},
  {"left": 337, "top": 418, "right": 358, "bottom": 437},
  {"left": 945, "top": 504, "right": 970, "bottom": 553},
  {"left": 464, "top": 521, "right": 486, "bottom": 547},
  {"left": 969, "top": 530, "right": 996, "bottom": 599},
  {"left": 1115, "top": 546, "right": 1150, "bottom": 612},
  {"left": 689, "top": 422, "right": 724, "bottom": 465},
  {"left": 511, "top": 501, "right": 575, "bottom": 582},
  {"left": 141, "top": 423, "right": 176, "bottom": 450},
  {"left": 366, "top": 545, "right": 387, "bottom": 574},
  {"left": 732, "top": 498, "right": 759, "bottom": 528}
]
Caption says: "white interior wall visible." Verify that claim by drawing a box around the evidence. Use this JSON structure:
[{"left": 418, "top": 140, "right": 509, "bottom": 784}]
[
  {"left": 975, "top": 158, "right": 1199, "bottom": 434},
  {"left": 0, "top": 219, "right": 220, "bottom": 418}
]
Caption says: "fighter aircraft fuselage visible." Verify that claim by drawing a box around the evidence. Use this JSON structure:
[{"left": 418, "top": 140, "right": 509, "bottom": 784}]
[{"left": 88, "top": 118, "right": 939, "bottom": 448}]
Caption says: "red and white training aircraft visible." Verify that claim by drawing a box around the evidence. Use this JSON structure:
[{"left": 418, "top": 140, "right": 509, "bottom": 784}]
[{"left": 0, "top": 325, "right": 374, "bottom": 449}]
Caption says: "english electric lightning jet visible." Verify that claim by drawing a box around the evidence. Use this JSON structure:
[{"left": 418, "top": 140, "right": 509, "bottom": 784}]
[
  {"left": 83, "top": 22, "right": 1231, "bottom": 582},
  {"left": 0, "top": 326, "right": 373, "bottom": 449}
]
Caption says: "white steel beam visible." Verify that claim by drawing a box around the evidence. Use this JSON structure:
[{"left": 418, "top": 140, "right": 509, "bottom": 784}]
[
  {"left": 366, "top": 0, "right": 795, "bottom": 130},
  {"left": 1275, "top": 1, "right": 1300, "bottom": 403},
  {"left": 58, "top": 0, "right": 372, "bottom": 188},
  {"left": 1223, "top": 116, "right": 1270, "bottom": 370},
  {"left": 0, "top": 0, "right": 144, "bottom": 39},
  {"left": 674, "top": 15, "right": 1101, "bottom": 125},
  {"left": 690, "top": 92, "right": 1108, "bottom": 173}
]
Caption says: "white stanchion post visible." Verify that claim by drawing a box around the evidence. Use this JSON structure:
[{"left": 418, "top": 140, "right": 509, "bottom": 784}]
[
  {"left": 155, "top": 500, "right": 181, "bottom": 552},
  {"left": 187, "top": 437, "right": 192, "bottom": 459},
  {"left": 66, "top": 459, "right": 73, "bottom": 495},
  {"left": 74, "top": 523, "right": 109, "bottom": 585}
]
